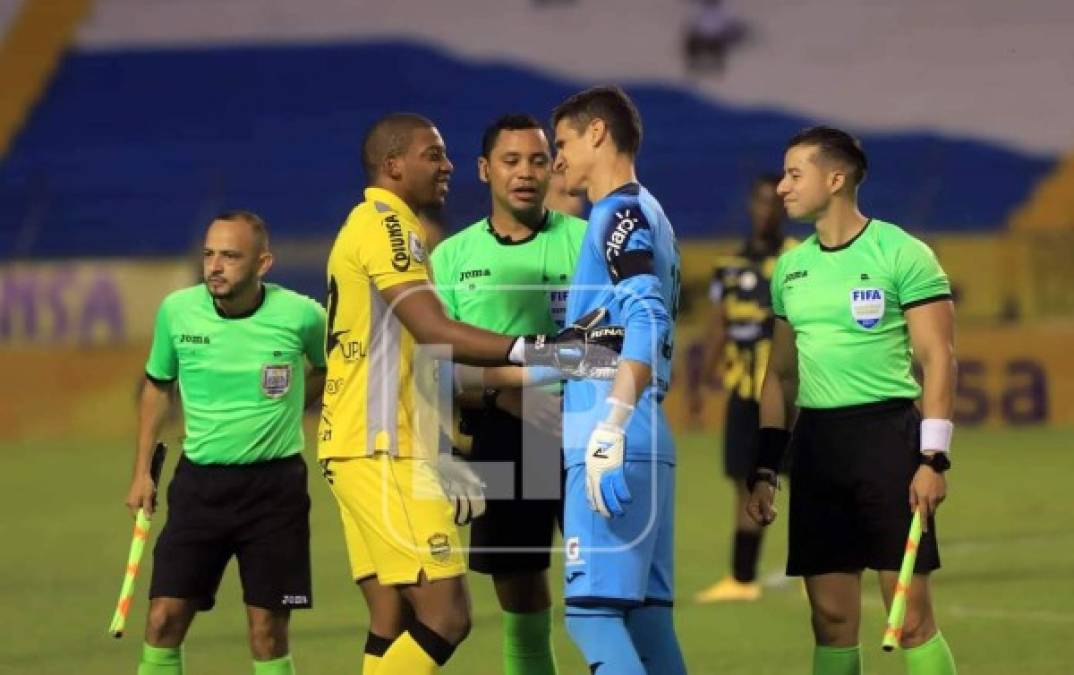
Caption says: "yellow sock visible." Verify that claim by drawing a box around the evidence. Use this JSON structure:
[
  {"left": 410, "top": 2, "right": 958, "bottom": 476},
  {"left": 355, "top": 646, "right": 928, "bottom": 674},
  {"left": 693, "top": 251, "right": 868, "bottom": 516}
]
[
  {"left": 362, "top": 653, "right": 381, "bottom": 675},
  {"left": 379, "top": 632, "right": 438, "bottom": 674},
  {"left": 363, "top": 631, "right": 395, "bottom": 675}
]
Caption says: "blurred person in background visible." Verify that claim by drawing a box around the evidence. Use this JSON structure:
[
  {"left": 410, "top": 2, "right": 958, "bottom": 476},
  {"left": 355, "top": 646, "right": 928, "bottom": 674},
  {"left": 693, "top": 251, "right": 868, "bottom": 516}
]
[
  {"left": 695, "top": 174, "right": 794, "bottom": 603},
  {"left": 127, "top": 211, "right": 327, "bottom": 675},
  {"left": 430, "top": 113, "right": 587, "bottom": 675},
  {"left": 748, "top": 127, "right": 958, "bottom": 675},
  {"left": 683, "top": 0, "right": 747, "bottom": 74}
]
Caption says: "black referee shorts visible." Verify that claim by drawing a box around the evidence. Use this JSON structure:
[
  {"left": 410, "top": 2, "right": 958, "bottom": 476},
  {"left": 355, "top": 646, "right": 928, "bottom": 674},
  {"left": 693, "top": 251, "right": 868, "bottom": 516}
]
[
  {"left": 150, "top": 454, "right": 312, "bottom": 611},
  {"left": 786, "top": 399, "right": 941, "bottom": 577},
  {"left": 466, "top": 408, "right": 563, "bottom": 576}
]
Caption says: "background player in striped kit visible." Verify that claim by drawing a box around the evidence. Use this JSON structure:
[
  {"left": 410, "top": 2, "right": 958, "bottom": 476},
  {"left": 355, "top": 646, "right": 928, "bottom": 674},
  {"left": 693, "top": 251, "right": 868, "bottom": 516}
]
[
  {"left": 695, "top": 174, "right": 795, "bottom": 603},
  {"left": 748, "top": 127, "right": 958, "bottom": 675}
]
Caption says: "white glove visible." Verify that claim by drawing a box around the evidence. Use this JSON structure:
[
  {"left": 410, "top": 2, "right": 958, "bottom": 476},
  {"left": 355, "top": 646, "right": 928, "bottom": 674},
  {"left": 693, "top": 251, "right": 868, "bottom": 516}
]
[
  {"left": 435, "top": 453, "right": 487, "bottom": 525},
  {"left": 585, "top": 422, "right": 632, "bottom": 518}
]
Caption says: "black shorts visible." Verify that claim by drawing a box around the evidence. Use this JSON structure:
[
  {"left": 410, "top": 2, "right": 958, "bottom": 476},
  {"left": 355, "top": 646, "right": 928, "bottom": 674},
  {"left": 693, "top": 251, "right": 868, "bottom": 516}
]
[
  {"left": 466, "top": 408, "right": 563, "bottom": 576},
  {"left": 786, "top": 399, "right": 941, "bottom": 577},
  {"left": 724, "top": 393, "right": 760, "bottom": 479},
  {"left": 150, "top": 454, "right": 312, "bottom": 611}
]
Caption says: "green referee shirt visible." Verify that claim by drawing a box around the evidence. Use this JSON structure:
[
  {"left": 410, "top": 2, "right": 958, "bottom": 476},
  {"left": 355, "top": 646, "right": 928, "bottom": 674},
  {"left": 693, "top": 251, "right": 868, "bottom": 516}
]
[
  {"left": 431, "top": 210, "right": 587, "bottom": 334},
  {"left": 771, "top": 219, "right": 951, "bottom": 409},
  {"left": 145, "top": 283, "right": 327, "bottom": 464}
]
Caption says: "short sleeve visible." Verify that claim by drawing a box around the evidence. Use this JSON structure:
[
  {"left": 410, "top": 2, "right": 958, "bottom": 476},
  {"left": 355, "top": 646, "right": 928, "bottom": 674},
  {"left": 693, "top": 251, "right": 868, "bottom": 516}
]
[
  {"left": 302, "top": 299, "right": 328, "bottom": 368},
  {"left": 770, "top": 256, "right": 786, "bottom": 318},
  {"left": 429, "top": 243, "right": 458, "bottom": 319},
  {"left": 596, "top": 202, "right": 655, "bottom": 283},
  {"left": 895, "top": 238, "right": 951, "bottom": 309},
  {"left": 145, "top": 300, "right": 177, "bottom": 381},
  {"left": 358, "top": 211, "right": 430, "bottom": 291}
]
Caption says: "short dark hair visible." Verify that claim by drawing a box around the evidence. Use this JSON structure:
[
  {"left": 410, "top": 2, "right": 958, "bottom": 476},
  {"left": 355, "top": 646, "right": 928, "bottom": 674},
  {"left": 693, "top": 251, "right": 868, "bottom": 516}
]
[
  {"left": 751, "top": 173, "right": 783, "bottom": 192},
  {"left": 215, "top": 209, "right": 269, "bottom": 250},
  {"left": 786, "top": 126, "right": 868, "bottom": 186},
  {"left": 480, "top": 114, "right": 545, "bottom": 158},
  {"left": 551, "top": 85, "right": 643, "bottom": 157},
  {"left": 361, "top": 112, "right": 436, "bottom": 180}
]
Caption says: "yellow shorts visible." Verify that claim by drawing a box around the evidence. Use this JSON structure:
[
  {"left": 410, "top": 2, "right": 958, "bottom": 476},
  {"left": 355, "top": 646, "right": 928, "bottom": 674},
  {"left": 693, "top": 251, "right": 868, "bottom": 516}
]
[{"left": 324, "top": 454, "right": 465, "bottom": 586}]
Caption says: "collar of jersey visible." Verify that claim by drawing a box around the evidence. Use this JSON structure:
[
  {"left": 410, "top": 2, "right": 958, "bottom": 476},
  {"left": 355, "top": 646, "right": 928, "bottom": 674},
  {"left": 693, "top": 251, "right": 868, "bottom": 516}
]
[
  {"left": 484, "top": 210, "right": 548, "bottom": 246},
  {"left": 818, "top": 218, "right": 873, "bottom": 253},
  {"left": 210, "top": 283, "right": 266, "bottom": 320},
  {"left": 364, "top": 187, "right": 418, "bottom": 223},
  {"left": 608, "top": 181, "right": 641, "bottom": 197}
]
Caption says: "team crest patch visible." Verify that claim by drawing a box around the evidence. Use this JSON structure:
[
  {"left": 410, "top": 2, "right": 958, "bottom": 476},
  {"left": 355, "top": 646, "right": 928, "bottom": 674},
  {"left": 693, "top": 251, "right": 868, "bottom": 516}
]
[
  {"left": 428, "top": 533, "right": 452, "bottom": 562},
  {"left": 850, "top": 288, "right": 885, "bottom": 329},
  {"left": 409, "top": 231, "right": 427, "bottom": 264},
  {"left": 565, "top": 536, "right": 585, "bottom": 566},
  {"left": 261, "top": 364, "right": 293, "bottom": 398}
]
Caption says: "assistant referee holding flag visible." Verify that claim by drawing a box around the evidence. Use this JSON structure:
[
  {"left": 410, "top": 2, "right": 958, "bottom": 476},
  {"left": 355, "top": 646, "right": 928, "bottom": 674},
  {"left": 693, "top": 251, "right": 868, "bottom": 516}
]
[
  {"left": 748, "top": 127, "right": 958, "bottom": 675},
  {"left": 126, "top": 211, "right": 327, "bottom": 675}
]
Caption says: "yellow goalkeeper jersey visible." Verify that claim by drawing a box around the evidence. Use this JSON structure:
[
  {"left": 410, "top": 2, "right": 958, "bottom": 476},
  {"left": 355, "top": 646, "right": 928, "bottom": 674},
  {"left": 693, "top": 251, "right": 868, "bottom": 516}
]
[{"left": 318, "top": 187, "right": 439, "bottom": 459}]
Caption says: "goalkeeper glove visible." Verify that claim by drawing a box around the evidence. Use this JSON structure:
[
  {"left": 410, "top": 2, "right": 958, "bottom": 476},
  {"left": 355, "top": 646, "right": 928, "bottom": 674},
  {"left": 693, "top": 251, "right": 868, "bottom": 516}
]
[
  {"left": 585, "top": 398, "right": 635, "bottom": 518},
  {"left": 435, "top": 453, "right": 487, "bottom": 526},
  {"left": 508, "top": 308, "right": 624, "bottom": 376}
]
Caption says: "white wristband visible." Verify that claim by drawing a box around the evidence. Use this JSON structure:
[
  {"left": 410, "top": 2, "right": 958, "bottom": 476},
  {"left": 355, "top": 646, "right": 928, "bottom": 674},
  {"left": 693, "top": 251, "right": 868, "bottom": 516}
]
[
  {"left": 508, "top": 337, "right": 525, "bottom": 365},
  {"left": 920, "top": 418, "right": 953, "bottom": 453},
  {"left": 603, "top": 397, "right": 635, "bottom": 429}
]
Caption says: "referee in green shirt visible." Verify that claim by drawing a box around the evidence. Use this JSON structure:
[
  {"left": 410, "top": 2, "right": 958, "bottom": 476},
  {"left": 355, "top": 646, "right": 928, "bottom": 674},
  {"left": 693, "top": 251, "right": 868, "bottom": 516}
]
[
  {"left": 124, "top": 211, "right": 327, "bottom": 675},
  {"left": 431, "top": 114, "right": 586, "bottom": 675},
  {"left": 747, "top": 127, "right": 958, "bottom": 675}
]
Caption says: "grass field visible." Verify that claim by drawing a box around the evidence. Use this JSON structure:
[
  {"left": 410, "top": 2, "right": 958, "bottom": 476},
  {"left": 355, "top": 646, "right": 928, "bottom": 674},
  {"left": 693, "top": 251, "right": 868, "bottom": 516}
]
[{"left": 1, "top": 427, "right": 1072, "bottom": 674}]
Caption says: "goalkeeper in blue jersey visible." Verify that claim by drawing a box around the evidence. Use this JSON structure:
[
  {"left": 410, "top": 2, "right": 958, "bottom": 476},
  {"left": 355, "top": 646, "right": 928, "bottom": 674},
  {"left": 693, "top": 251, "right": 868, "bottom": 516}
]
[{"left": 551, "top": 86, "right": 686, "bottom": 675}]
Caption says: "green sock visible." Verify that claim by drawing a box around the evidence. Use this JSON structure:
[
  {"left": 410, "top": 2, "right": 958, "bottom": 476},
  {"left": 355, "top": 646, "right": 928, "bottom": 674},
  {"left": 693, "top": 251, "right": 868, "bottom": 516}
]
[
  {"left": 253, "top": 654, "right": 295, "bottom": 674},
  {"left": 904, "top": 632, "right": 957, "bottom": 675},
  {"left": 813, "top": 644, "right": 862, "bottom": 675},
  {"left": 503, "top": 609, "right": 558, "bottom": 675},
  {"left": 138, "top": 644, "right": 183, "bottom": 675}
]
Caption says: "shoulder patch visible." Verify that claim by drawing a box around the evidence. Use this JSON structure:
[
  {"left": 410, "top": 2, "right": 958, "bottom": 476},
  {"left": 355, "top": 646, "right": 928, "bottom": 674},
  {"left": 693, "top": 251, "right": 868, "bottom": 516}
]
[{"left": 409, "top": 231, "right": 427, "bottom": 264}]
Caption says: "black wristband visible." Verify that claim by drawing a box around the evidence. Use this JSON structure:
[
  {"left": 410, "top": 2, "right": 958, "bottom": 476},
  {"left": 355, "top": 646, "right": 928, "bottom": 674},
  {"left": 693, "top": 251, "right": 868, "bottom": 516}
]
[{"left": 757, "top": 427, "right": 791, "bottom": 474}]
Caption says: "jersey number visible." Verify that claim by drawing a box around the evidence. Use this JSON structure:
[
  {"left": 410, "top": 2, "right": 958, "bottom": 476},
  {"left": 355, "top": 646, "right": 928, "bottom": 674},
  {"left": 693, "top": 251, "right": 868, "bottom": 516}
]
[{"left": 325, "top": 275, "right": 340, "bottom": 355}]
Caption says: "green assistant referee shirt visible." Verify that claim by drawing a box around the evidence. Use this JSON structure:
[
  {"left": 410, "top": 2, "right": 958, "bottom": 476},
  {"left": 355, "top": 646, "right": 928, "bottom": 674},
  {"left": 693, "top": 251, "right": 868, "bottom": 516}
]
[
  {"left": 145, "top": 283, "right": 327, "bottom": 465},
  {"left": 431, "top": 210, "right": 587, "bottom": 334},
  {"left": 771, "top": 219, "right": 951, "bottom": 409}
]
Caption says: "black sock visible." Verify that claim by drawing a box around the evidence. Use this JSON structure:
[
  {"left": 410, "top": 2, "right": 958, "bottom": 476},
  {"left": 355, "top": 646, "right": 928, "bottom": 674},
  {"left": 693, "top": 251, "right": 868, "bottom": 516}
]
[
  {"left": 408, "top": 619, "right": 458, "bottom": 666},
  {"left": 732, "top": 529, "right": 762, "bottom": 582},
  {"left": 364, "top": 632, "right": 394, "bottom": 658}
]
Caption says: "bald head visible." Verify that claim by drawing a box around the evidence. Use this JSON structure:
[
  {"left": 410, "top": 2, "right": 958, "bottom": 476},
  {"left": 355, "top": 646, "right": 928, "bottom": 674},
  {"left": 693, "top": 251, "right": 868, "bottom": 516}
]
[{"left": 362, "top": 113, "right": 437, "bottom": 181}]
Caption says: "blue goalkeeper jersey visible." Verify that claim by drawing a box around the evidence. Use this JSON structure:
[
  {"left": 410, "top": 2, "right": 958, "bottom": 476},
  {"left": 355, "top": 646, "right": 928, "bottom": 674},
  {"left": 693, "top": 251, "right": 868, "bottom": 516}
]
[{"left": 563, "top": 182, "right": 679, "bottom": 467}]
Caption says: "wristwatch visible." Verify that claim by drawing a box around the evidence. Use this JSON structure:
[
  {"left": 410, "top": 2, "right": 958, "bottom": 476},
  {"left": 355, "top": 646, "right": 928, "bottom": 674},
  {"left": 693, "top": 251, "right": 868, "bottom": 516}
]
[
  {"left": 919, "top": 452, "right": 951, "bottom": 474},
  {"left": 482, "top": 388, "right": 501, "bottom": 411}
]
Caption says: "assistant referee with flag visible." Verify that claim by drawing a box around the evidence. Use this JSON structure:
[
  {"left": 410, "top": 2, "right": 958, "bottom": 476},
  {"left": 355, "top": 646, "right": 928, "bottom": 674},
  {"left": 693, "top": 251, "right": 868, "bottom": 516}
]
[
  {"left": 125, "top": 211, "right": 327, "bottom": 675},
  {"left": 748, "top": 127, "right": 958, "bottom": 675}
]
